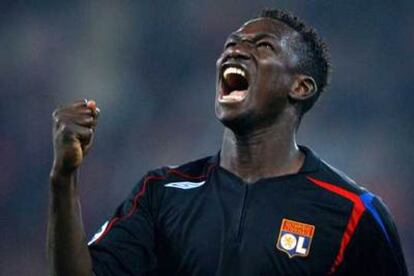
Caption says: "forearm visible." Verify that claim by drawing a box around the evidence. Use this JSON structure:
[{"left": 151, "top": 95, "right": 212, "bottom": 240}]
[{"left": 47, "top": 171, "right": 93, "bottom": 276}]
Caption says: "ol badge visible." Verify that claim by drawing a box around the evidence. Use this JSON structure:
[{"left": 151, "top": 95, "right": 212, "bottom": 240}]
[{"left": 276, "top": 218, "right": 315, "bottom": 258}]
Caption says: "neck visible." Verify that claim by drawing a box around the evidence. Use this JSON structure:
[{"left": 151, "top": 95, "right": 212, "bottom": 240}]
[{"left": 219, "top": 116, "right": 304, "bottom": 183}]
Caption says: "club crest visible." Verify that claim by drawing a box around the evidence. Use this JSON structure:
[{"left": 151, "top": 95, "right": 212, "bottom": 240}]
[{"left": 276, "top": 218, "right": 315, "bottom": 258}]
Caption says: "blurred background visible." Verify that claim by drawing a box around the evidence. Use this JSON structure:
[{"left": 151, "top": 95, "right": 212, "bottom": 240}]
[{"left": 0, "top": 0, "right": 413, "bottom": 274}]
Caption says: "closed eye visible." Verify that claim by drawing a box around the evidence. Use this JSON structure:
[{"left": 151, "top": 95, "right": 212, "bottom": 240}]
[
  {"left": 224, "top": 41, "right": 237, "bottom": 49},
  {"left": 257, "top": 41, "right": 274, "bottom": 51}
]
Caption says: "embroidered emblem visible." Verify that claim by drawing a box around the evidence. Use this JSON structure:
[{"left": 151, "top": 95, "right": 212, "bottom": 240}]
[
  {"left": 276, "top": 218, "right": 315, "bottom": 258},
  {"left": 164, "top": 181, "right": 206, "bottom": 190}
]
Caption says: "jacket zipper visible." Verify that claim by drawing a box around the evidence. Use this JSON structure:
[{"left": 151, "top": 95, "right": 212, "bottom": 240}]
[{"left": 236, "top": 184, "right": 249, "bottom": 243}]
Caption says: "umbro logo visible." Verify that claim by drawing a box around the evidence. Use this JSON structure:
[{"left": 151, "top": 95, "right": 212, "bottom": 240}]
[
  {"left": 164, "top": 181, "right": 206, "bottom": 190},
  {"left": 88, "top": 220, "right": 109, "bottom": 245}
]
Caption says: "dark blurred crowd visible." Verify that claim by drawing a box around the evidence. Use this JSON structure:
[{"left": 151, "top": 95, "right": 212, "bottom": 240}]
[{"left": 0, "top": 1, "right": 412, "bottom": 275}]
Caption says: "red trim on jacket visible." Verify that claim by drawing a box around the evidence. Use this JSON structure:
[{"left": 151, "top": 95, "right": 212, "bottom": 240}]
[
  {"left": 94, "top": 164, "right": 215, "bottom": 244},
  {"left": 307, "top": 176, "right": 365, "bottom": 275}
]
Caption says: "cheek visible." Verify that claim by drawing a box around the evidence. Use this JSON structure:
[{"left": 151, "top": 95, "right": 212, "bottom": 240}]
[
  {"left": 216, "top": 56, "right": 225, "bottom": 83},
  {"left": 216, "top": 54, "right": 225, "bottom": 70},
  {"left": 258, "top": 58, "right": 291, "bottom": 89},
  {"left": 254, "top": 60, "right": 291, "bottom": 108},
  {"left": 270, "top": 71, "right": 292, "bottom": 91},
  {"left": 216, "top": 58, "right": 221, "bottom": 69},
  {"left": 266, "top": 56, "right": 289, "bottom": 72},
  {"left": 256, "top": 65, "right": 283, "bottom": 90}
]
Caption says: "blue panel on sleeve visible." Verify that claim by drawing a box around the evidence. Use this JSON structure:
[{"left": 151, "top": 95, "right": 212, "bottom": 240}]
[{"left": 360, "top": 192, "right": 391, "bottom": 244}]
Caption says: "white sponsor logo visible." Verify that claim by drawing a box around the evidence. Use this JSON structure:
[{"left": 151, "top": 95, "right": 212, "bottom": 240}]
[
  {"left": 88, "top": 220, "right": 109, "bottom": 245},
  {"left": 164, "top": 181, "right": 206, "bottom": 190}
]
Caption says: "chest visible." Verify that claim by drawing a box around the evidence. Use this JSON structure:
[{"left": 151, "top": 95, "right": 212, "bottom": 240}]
[{"left": 156, "top": 175, "right": 351, "bottom": 275}]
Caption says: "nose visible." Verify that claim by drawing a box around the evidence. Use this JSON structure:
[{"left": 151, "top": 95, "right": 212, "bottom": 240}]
[
  {"left": 223, "top": 39, "right": 253, "bottom": 61},
  {"left": 225, "top": 43, "right": 251, "bottom": 60},
  {"left": 217, "top": 40, "right": 252, "bottom": 68}
]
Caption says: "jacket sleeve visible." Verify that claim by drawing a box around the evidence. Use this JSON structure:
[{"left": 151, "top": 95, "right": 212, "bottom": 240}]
[
  {"left": 88, "top": 172, "right": 161, "bottom": 276},
  {"left": 335, "top": 193, "right": 408, "bottom": 276}
]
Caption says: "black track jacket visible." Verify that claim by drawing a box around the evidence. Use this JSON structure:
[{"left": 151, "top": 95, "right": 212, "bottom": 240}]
[{"left": 88, "top": 147, "right": 408, "bottom": 275}]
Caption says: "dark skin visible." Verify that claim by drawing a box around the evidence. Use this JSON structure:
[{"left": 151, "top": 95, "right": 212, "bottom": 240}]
[
  {"left": 217, "top": 18, "right": 317, "bottom": 183},
  {"left": 47, "top": 18, "right": 317, "bottom": 275},
  {"left": 47, "top": 99, "right": 99, "bottom": 276}
]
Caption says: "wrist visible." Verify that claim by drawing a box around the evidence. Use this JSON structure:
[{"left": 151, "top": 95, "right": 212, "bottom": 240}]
[
  {"left": 49, "top": 167, "right": 79, "bottom": 193},
  {"left": 50, "top": 158, "right": 77, "bottom": 178}
]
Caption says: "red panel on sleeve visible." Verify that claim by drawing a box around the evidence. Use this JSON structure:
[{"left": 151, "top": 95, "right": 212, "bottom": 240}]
[{"left": 307, "top": 177, "right": 366, "bottom": 275}]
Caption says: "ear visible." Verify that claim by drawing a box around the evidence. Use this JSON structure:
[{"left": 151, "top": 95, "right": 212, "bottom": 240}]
[{"left": 288, "top": 75, "right": 318, "bottom": 101}]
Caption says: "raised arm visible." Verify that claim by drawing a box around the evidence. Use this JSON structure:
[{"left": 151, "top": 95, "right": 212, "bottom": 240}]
[{"left": 47, "top": 99, "right": 100, "bottom": 276}]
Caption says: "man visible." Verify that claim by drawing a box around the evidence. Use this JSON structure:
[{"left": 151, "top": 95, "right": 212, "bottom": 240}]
[{"left": 47, "top": 9, "right": 408, "bottom": 276}]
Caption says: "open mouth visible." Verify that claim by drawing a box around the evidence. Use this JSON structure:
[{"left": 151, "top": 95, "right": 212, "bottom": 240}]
[{"left": 219, "top": 65, "right": 249, "bottom": 103}]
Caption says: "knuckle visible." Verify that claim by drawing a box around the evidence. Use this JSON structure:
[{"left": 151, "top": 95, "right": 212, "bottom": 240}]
[
  {"left": 82, "top": 128, "right": 93, "bottom": 137},
  {"left": 81, "top": 125, "right": 93, "bottom": 135},
  {"left": 82, "top": 115, "right": 95, "bottom": 125},
  {"left": 52, "top": 117, "right": 61, "bottom": 129},
  {"left": 89, "top": 117, "right": 97, "bottom": 126},
  {"left": 59, "top": 124, "right": 73, "bottom": 136},
  {"left": 52, "top": 109, "right": 60, "bottom": 120}
]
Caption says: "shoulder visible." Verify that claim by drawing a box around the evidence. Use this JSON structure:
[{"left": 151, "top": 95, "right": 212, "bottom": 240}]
[
  {"left": 307, "top": 151, "right": 392, "bottom": 224},
  {"left": 304, "top": 148, "right": 407, "bottom": 274},
  {"left": 306, "top": 148, "right": 400, "bottom": 249},
  {"left": 112, "top": 155, "right": 217, "bottom": 217},
  {"left": 312, "top": 156, "right": 367, "bottom": 195},
  {"left": 131, "top": 154, "right": 218, "bottom": 193}
]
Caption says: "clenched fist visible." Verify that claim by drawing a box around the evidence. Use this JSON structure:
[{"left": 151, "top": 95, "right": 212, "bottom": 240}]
[{"left": 51, "top": 99, "right": 100, "bottom": 177}]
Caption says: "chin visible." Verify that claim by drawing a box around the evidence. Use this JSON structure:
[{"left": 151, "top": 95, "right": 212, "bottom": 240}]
[{"left": 215, "top": 105, "right": 257, "bottom": 135}]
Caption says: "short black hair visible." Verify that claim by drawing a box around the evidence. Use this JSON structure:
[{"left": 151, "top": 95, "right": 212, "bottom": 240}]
[{"left": 258, "top": 9, "right": 331, "bottom": 114}]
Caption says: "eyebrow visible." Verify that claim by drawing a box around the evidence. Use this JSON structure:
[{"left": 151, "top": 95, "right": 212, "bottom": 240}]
[{"left": 228, "top": 32, "right": 279, "bottom": 42}]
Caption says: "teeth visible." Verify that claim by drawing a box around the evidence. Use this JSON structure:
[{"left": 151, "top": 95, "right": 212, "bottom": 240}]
[
  {"left": 219, "top": 91, "right": 247, "bottom": 103},
  {"left": 223, "top": 67, "right": 246, "bottom": 80}
]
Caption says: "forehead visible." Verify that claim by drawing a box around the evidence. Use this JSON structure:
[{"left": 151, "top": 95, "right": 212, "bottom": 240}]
[{"left": 232, "top": 18, "right": 296, "bottom": 40}]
